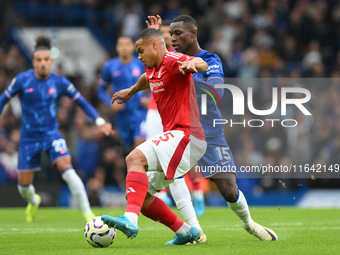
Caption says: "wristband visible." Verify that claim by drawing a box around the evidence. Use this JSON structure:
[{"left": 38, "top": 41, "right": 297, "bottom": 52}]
[{"left": 95, "top": 117, "right": 106, "bottom": 127}]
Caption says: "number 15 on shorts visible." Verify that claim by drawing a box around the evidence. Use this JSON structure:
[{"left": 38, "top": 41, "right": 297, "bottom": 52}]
[
  {"left": 152, "top": 132, "right": 174, "bottom": 146},
  {"left": 216, "top": 146, "right": 231, "bottom": 161}
]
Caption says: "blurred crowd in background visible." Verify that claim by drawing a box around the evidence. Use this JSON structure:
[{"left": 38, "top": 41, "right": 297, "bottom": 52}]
[{"left": 0, "top": 0, "right": 340, "bottom": 205}]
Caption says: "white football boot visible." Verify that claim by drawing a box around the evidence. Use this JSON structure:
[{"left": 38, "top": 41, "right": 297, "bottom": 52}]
[{"left": 246, "top": 222, "right": 278, "bottom": 241}]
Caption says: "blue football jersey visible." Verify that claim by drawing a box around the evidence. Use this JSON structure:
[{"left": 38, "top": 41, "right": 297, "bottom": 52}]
[
  {"left": 99, "top": 56, "right": 146, "bottom": 122},
  {"left": 5, "top": 69, "right": 79, "bottom": 134},
  {"left": 194, "top": 50, "right": 225, "bottom": 138}
]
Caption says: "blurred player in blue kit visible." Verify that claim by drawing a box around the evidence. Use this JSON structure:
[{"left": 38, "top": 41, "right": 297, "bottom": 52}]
[
  {"left": 0, "top": 35, "right": 113, "bottom": 222},
  {"left": 148, "top": 15, "right": 278, "bottom": 242},
  {"left": 97, "top": 36, "right": 147, "bottom": 151}
]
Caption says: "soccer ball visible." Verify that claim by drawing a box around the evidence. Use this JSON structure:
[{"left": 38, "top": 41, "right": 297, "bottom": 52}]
[{"left": 84, "top": 216, "right": 116, "bottom": 248}]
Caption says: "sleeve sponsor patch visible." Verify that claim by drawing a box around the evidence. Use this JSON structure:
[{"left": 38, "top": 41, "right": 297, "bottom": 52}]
[
  {"left": 67, "top": 83, "right": 76, "bottom": 93},
  {"left": 206, "top": 64, "right": 221, "bottom": 75}
]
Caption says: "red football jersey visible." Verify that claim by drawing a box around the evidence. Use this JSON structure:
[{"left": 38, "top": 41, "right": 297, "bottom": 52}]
[
  {"left": 148, "top": 94, "right": 157, "bottom": 110},
  {"left": 145, "top": 51, "right": 205, "bottom": 140},
  {"left": 147, "top": 46, "right": 175, "bottom": 111}
]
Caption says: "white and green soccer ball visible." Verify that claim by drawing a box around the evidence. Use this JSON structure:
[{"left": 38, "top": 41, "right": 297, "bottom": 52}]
[{"left": 84, "top": 216, "right": 116, "bottom": 248}]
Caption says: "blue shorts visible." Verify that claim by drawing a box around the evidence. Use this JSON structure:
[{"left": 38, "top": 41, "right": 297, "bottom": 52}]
[
  {"left": 115, "top": 116, "right": 146, "bottom": 149},
  {"left": 197, "top": 136, "right": 237, "bottom": 178},
  {"left": 18, "top": 130, "right": 70, "bottom": 171}
]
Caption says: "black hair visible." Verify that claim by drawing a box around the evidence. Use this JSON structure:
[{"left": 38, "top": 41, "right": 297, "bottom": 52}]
[
  {"left": 135, "top": 28, "right": 163, "bottom": 42},
  {"left": 34, "top": 35, "right": 51, "bottom": 51},
  {"left": 171, "top": 15, "right": 197, "bottom": 29}
]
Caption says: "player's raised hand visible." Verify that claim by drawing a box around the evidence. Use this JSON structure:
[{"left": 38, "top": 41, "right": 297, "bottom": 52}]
[
  {"left": 111, "top": 88, "right": 132, "bottom": 104},
  {"left": 146, "top": 15, "right": 162, "bottom": 30},
  {"left": 177, "top": 61, "right": 198, "bottom": 74}
]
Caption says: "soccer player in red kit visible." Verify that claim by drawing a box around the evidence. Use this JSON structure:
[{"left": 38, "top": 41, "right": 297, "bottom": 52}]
[
  {"left": 102, "top": 28, "right": 208, "bottom": 245},
  {"left": 146, "top": 15, "right": 207, "bottom": 220},
  {"left": 144, "top": 19, "right": 173, "bottom": 140}
]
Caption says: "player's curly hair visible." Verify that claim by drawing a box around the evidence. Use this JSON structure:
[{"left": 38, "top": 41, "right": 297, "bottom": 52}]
[{"left": 34, "top": 35, "right": 51, "bottom": 51}]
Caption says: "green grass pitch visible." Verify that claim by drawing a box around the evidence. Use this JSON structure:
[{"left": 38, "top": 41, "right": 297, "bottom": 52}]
[{"left": 0, "top": 207, "right": 339, "bottom": 255}]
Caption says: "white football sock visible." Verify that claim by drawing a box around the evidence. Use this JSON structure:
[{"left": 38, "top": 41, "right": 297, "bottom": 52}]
[
  {"left": 124, "top": 212, "right": 139, "bottom": 226},
  {"left": 175, "top": 222, "right": 191, "bottom": 235},
  {"left": 227, "top": 190, "right": 253, "bottom": 229},
  {"left": 18, "top": 184, "right": 38, "bottom": 206},
  {"left": 169, "top": 178, "right": 203, "bottom": 234},
  {"left": 61, "top": 168, "right": 92, "bottom": 216}
]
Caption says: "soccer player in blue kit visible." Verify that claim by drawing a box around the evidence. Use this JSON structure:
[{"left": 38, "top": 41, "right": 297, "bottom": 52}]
[
  {"left": 97, "top": 36, "right": 147, "bottom": 151},
  {"left": 148, "top": 15, "right": 278, "bottom": 242},
  {"left": 0, "top": 35, "right": 113, "bottom": 222}
]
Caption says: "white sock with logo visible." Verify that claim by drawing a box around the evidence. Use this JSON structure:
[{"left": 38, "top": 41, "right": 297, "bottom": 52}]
[
  {"left": 227, "top": 190, "right": 253, "bottom": 229},
  {"left": 169, "top": 178, "right": 203, "bottom": 234},
  {"left": 61, "top": 168, "right": 92, "bottom": 216}
]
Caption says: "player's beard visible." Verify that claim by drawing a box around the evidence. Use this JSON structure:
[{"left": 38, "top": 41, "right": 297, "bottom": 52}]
[
  {"left": 38, "top": 69, "right": 48, "bottom": 80},
  {"left": 39, "top": 73, "right": 48, "bottom": 79}
]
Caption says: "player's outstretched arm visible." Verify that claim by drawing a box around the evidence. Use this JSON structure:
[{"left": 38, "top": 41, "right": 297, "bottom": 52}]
[
  {"left": 0, "top": 93, "right": 10, "bottom": 116},
  {"left": 111, "top": 73, "right": 149, "bottom": 104},
  {"left": 178, "top": 57, "right": 208, "bottom": 74},
  {"left": 95, "top": 117, "right": 114, "bottom": 136},
  {"left": 74, "top": 95, "right": 114, "bottom": 136},
  {"left": 146, "top": 15, "right": 162, "bottom": 30}
]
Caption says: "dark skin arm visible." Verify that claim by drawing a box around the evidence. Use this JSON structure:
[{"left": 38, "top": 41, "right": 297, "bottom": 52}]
[
  {"left": 146, "top": 15, "right": 162, "bottom": 30},
  {"left": 178, "top": 57, "right": 208, "bottom": 74}
]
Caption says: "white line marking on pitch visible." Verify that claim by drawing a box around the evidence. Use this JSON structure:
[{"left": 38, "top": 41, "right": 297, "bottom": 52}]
[{"left": 2, "top": 224, "right": 340, "bottom": 234}]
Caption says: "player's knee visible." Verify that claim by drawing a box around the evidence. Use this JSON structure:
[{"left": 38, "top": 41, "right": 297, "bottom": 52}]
[
  {"left": 17, "top": 172, "right": 35, "bottom": 186},
  {"left": 215, "top": 178, "right": 238, "bottom": 202},
  {"left": 55, "top": 157, "right": 72, "bottom": 172},
  {"left": 125, "top": 149, "right": 146, "bottom": 168}
]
